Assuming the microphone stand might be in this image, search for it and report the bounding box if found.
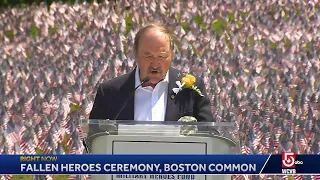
[83,76,150,154]
[113,76,150,120]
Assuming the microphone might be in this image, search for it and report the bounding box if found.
[113,76,150,120]
[83,76,150,154]
[134,76,150,91]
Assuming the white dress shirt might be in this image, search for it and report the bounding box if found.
[134,66,169,121]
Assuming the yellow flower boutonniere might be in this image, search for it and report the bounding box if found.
[172,74,204,97]
[70,103,81,113]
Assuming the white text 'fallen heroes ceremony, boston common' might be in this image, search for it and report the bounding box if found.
[20,163,257,173]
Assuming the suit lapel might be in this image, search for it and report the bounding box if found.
[117,68,136,120]
[165,68,181,121]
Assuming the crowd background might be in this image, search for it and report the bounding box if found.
[0,0,320,179]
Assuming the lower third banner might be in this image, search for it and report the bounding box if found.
[0,154,318,175]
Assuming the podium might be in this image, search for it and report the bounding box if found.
[81,119,239,180]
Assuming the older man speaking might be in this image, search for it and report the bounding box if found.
[89,23,213,122]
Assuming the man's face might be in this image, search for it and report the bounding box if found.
[136,29,172,85]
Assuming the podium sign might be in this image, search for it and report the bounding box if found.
[81,120,239,180]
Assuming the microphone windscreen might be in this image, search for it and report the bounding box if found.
[142,76,150,83]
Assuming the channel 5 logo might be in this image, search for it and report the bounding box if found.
[282,152,303,168]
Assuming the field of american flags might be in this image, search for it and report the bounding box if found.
[1,0,320,179]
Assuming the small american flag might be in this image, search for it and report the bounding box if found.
[0,175,13,180]
[7,132,20,145]
[39,141,52,154]
[84,101,94,116]
[241,145,251,154]
[68,175,77,180]
[264,132,271,149]
[18,126,27,137]
[73,91,82,104]
[311,175,320,180]
[20,141,36,154]
[67,92,73,100]
[77,126,86,140]
[70,146,77,154]
[232,175,247,180]
[24,99,33,115]
[294,175,303,180]
[46,175,54,180]
[41,102,51,115]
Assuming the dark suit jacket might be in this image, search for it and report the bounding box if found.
[89,67,213,121]
[87,67,214,139]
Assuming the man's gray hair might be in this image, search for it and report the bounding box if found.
[133,23,174,57]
